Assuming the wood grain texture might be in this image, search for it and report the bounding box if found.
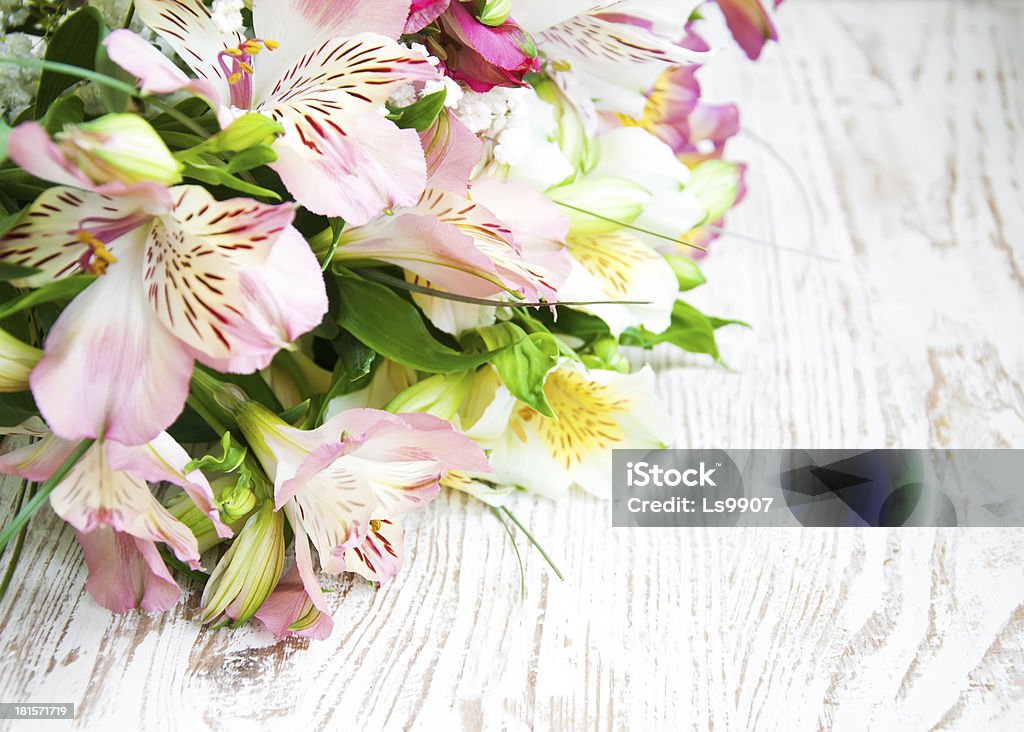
[2,1,1023,729]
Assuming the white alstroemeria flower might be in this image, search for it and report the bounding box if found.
[550,127,704,335]
[463,364,673,498]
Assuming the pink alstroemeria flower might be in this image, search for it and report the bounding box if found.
[237,404,490,639]
[618,66,739,163]
[105,0,439,225]
[0,125,327,445]
[716,0,783,61]
[405,0,450,32]
[0,433,231,612]
[437,3,540,92]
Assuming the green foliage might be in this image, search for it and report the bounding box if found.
[334,271,506,374]
[620,301,748,361]
[0,276,94,321]
[474,322,560,417]
[387,90,447,132]
[35,6,105,116]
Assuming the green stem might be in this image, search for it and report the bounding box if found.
[501,506,564,581]
[121,2,135,29]
[0,480,31,601]
[0,439,95,555]
[491,507,526,598]
[187,394,230,436]
[554,201,708,253]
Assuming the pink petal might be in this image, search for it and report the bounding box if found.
[7,122,92,188]
[716,0,778,60]
[446,3,538,72]
[107,433,232,539]
[51,442,200,564]
[270,110,429,225]
[343,517,404,584]
[76,528,181,613]
[196,226,327,374]
[30,241,196,445]
[254,0,414,88]
[0,433,76,483]
[145,186,295,367]
[420,109,483,194]
[405,0,450,32]
[104,28,224,106]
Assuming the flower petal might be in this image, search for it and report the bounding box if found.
[561,231,677,335]
[254,0,414,89]
[0,187,144,287]
[106,433,232,538]
[30,240,196,444]
[270,111,428,224]
[76,528,181,613]
[421,110,483,194]
[131,1,238,100]
[7,122,92,188]
[144,186,295,365]
[0,433,76,483]
[52,442,200,563]
[343,517,404,584]
[104,28,224,106]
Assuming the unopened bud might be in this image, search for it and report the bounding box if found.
[56,114,182,186]
[0,328,41,393]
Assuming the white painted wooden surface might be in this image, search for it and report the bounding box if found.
[2,1,1023,729]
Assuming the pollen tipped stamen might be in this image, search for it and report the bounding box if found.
[76,230,118,276]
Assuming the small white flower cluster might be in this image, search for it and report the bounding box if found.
[386,43,464,111]
[89,0,134,29]
[0,0,30,31]
[0,33,43,122]
[211,0,245,35]
[454,87,539,166]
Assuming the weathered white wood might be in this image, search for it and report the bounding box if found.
[1,1,1023,729]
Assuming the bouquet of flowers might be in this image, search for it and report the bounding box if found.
[0,0,781,639]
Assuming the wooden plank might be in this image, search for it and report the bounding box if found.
[1,1,1022,729]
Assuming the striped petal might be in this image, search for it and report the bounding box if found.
[561,230,677,335]
[343,517,404,584]
[253,0,413,90]
[104,29,224,107]
[143,186,295,364]
[132,0,239,102]
[269,111,429,224]
[50,441,201,564]
[0,187,146,287]
[30,240,196,445]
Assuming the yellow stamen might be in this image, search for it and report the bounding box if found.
[76,230,118,276]
[238,61,254,74]
[224,47,244,57]
[262,39,279,50]
[243,41,262,55]
[228,72,242,84]
[370,519,382,533]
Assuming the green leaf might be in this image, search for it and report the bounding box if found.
[40,95,85,135]
[0,392,38,428]
[620,301,720,359]
[225,145,278,174]
[320,218,345,272]
[707,316,752,330]
[0,120,10,163]
[0,263,41,281]
[334,271,505,373]
[181,160,281,199]
[387,90,447,132]
[475,323,559,417]
[529,306,611,341]
[665,255,706,292]
[35,7,105,117]
[0,276,94,321]
[94,39,133,114]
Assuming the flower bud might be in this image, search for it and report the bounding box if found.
[472,0,512,27]
[55,114,182,186]
[208,113,284,153]
[385,372,474,422]
[0,327,41,393]
[200,501,285,627]
[533,76,598,179]
[165,488,228,555]
[686,160,741,227]
[546,177,651,235]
